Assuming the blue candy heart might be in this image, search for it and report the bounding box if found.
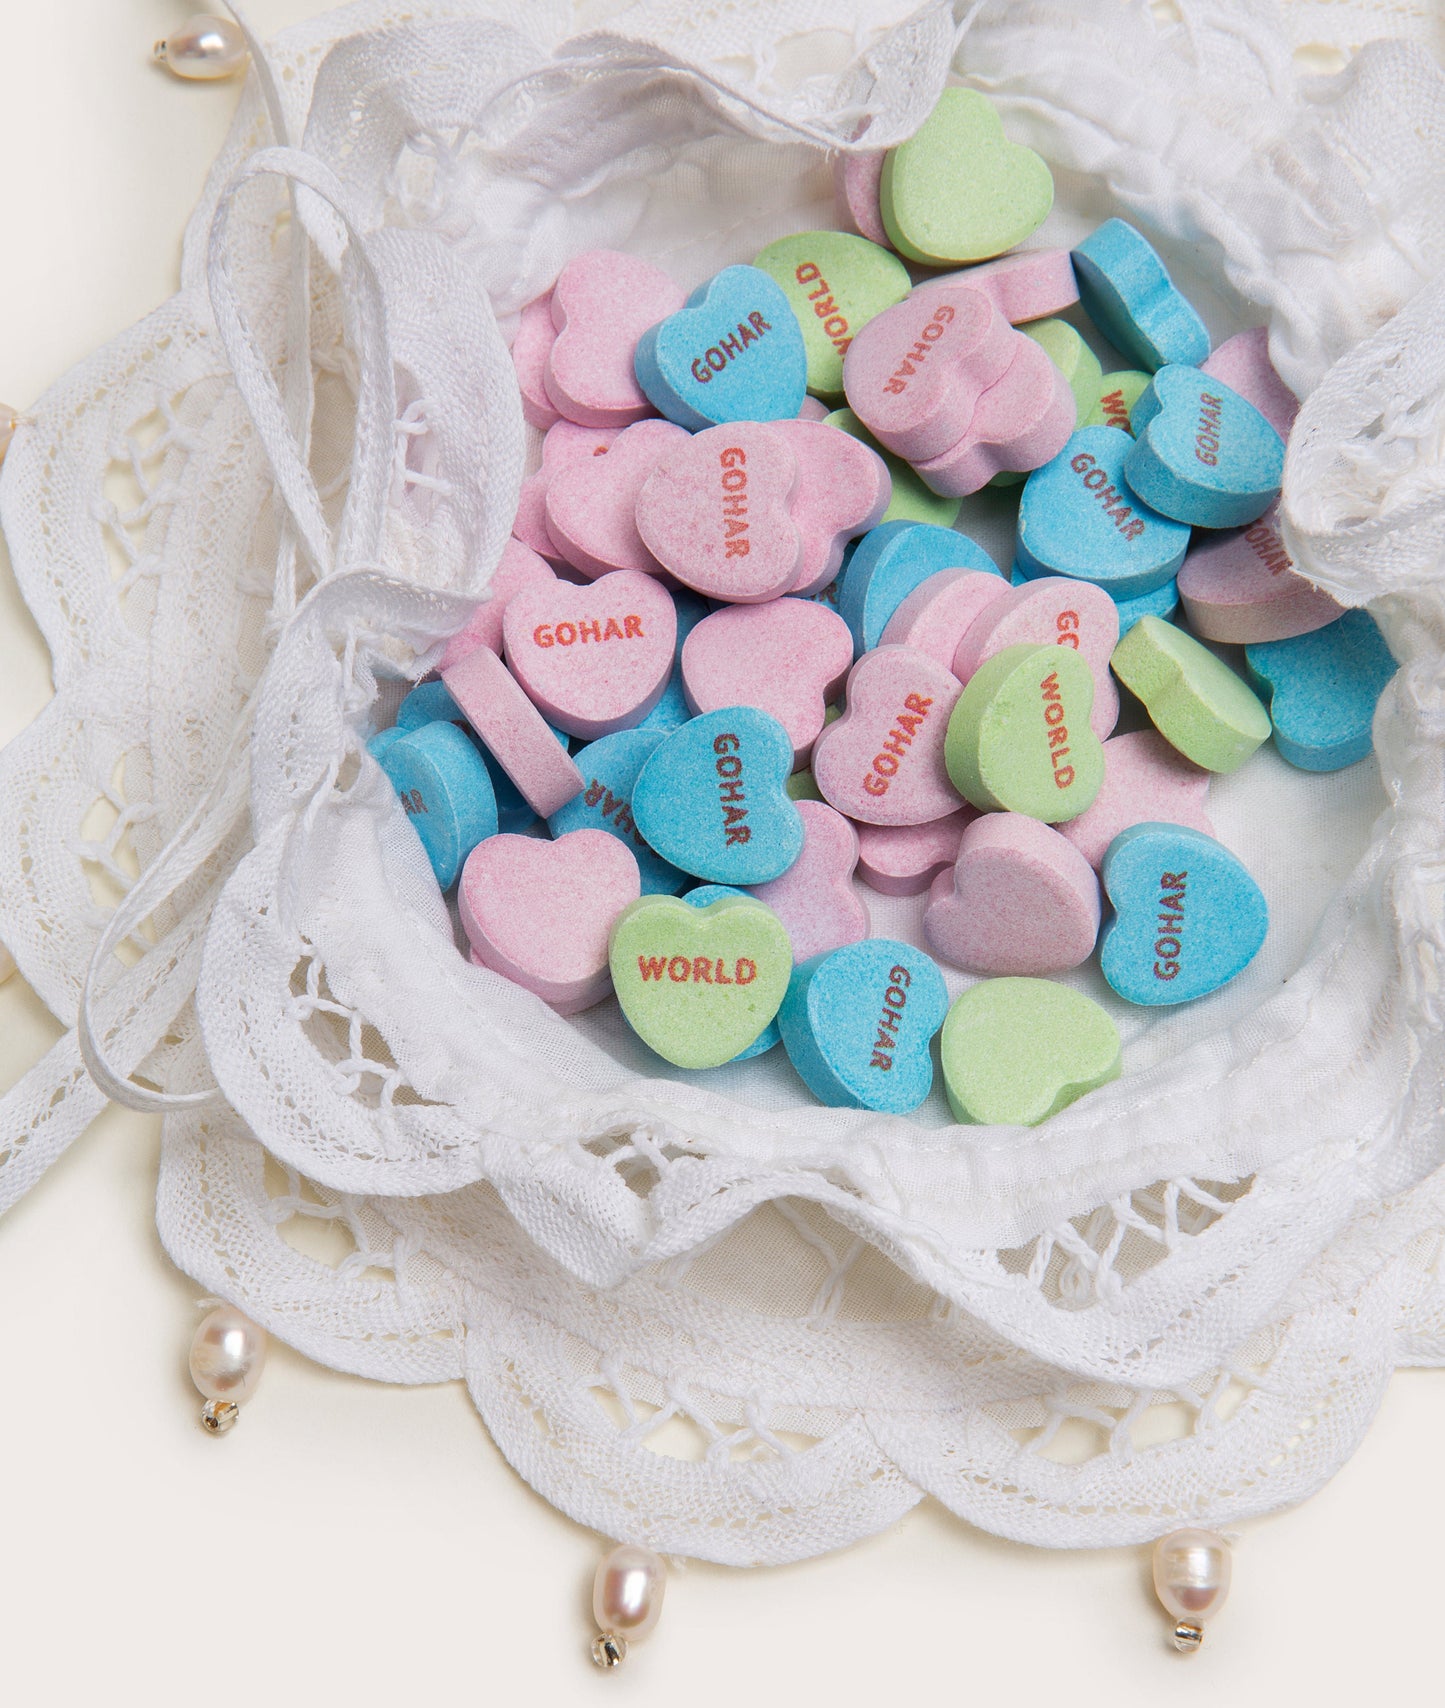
[1125,366,1284,529]
[547,729,689,895]
[1245,609,1396,772]
[1011,559,1178,634]
[634,265,808,430]
[778,939,949,1113]
[840,520,1000,654]
[683,884,780,1056]
[1070,220,1211,372]
[378,721,497,889]
[1016,427,1190,597]
[1099,822,1267,1006]
[632,706,804,884]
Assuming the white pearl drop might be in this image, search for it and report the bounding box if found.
[188,1306,267,1404]
[155,16,248,80]
[593,1545,666,1642]
[1152,1528,1232,1625]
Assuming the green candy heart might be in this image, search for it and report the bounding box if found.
[609,893,792,1069]
[753,231,911,399]
[990,319,1104,487]
[940,978,1122,1125]
[881,88,1054,265]
[945,643,1105,822]
[1083,369,1152,433]
[824,408,962,528]
[1111,615,1271,773]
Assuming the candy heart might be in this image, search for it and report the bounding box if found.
[634,264,807,430]
[1070,220,1210,372]
[855,807,975,896]
[632,706,804,884]
[951,574,1120,739]
[797,396,832,422]
[502,570,677,739]
[636,588,710,736]
[1082,369,1150,433]
[778,939,949,1113]
[944,642,1104,821]
[1111,615,1271,773]
[924,249,1080,325]
[438,538,559,670]
[813,645,964,826]
[1246,608,1397,771]
[842,283,1015,461]
[833,148,889,247]
[924,812,1100,975]
[546,729,688,895]
[544,418,690,579]
[880,88,1054,265]
[1018,555,1180,635]
[512,290,560,430]
[366,728,405,762]
[609,892,792,1068]
[681,598,853,767]
[839,520,1001,654]
[682,885,781,1056]
[1023,319,1103,429]
[544,250,685,428]
[753,230,911,398]
[879,567,1011,669]
[745,800,869,963]
[1126,366,1284,528]
[513,420,620,565]
[786,768,824,802]
[823,408,962,528]
[635,422,802,603]
[1016,427,1190,597]
[761,419,891,595]
[1178,503,1345,643]
[459,828,640,1015]
[396,679,465,732]
[378,721,498,889]
[1099,821,1267,1005]
[939,979,1121,1125]
[442,643,584,816]
[1201,327,1299,439]
[1056,730,1214,869]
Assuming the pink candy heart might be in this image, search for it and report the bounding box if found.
[913,334,1076,497]
[544,417,690,579]
[1056,730,1214,869]
[746,800,869,963]
[855,807,976,896]
[812,644,964,826]
[762,419,891,596]
[833,149,890,247]
[438,538,558,672]
[1201,327,1299,440]
[459,829,641,1014]
[545,250,685,428]
[879,567,1011,669]
[681,597,854,768]
[1178,503,1344,644]
[513,290,561,431]
[513,421,620,565]
[441,643,584,817]
[925,249,1080,326]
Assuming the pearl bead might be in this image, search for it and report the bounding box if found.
[593,1545,666,1644]
[153,16,248,80]
[188,1306,267,1404]
[1152,1528,1232,1626]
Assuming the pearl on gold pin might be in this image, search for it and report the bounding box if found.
[1152,1528,1232,1651]
[153,15,248,80]
[189,1305,267,1434]
[591,1545,667,1668]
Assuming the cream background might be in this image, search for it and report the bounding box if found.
[0,4,1441,1703]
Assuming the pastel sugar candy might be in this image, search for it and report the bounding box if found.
[797,396,831,422]
[880,88,1054,265]
[441,643,584,816]
[1126,366,1284,529]
[545,250,685,429]
[379,721,499,889]
[1070,220,1210,372]
[879,567,1011,670]
[939,979,1121,1126]
[1113,576,1180,635]
[631,706,804,885]
[396,679,464,731]
[1099,822,1268,1006]
[1111,615,1271,773]
[812,645,965,826]
[842,282,1014,462]
[839,520,1000,654]
[762,419,891,595]
[681,597,853,768]
[460,828,640,1015]
[1178,503,1345,644]
[745,800,869,963]
[634,264,807,430]
[952,574,1120,741]
[636,587,710,736]
[833,149,889,247]
[513,421,620,564]
[823,408,962,529]
[1057,730,1214,869]
[778,939,949,1114]
[502,569,676,740]
[1083,370,1151,433]
[753,231,911,399]
[513,290,560,431]
[944,642,1104,822]
[366,727,406,762]
[1015,427,1190,597]
[786,768,824,802]
[682,885,781,1057]
[544,417,689,579]
[438,537,559,670]
[635,422,801,603]
[546,729,687,896]
[1202,327,1300,440]
[855,808,975,897]
[1246,608,1397,772]
[924,812,1100,976]
[609,892,792,1069]
[1023,319,1103,427]
[926,249,1080,325]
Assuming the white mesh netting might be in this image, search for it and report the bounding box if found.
[1,0,1444,1562]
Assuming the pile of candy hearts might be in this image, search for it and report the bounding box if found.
[368,85,1398,1129]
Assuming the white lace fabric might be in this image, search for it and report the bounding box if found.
[2,0,1445,1563]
